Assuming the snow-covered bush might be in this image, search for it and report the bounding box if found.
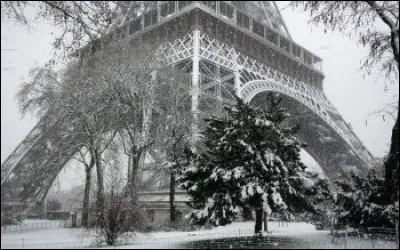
[334,170,399,229]
[95,190,152,245]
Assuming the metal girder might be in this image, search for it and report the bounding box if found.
[157,31,375,168]
[242,80,374,167]
[1,125,43,186]
[157,33,194,65]
[1,29,376,208]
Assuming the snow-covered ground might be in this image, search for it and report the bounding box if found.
[1,221,397,249]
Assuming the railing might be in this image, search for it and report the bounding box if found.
[196,1,323,71]
[79,1,323,73]
[1,241,93,249]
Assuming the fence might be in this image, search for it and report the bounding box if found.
[1,220,72,234]
[0,241,94,249]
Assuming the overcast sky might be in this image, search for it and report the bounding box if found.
[1,2,398,169]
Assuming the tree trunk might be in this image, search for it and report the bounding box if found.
[129,145,141,206]
[255,204,263,234]
[384,110,399,203]
[242,206,253,221]
[94,148,106,225]
[263,210,268,232]
[170,128,177,223]
[82,168,91,227]
[126,154,132,196]
[382,2,399,205]
[82,155,94,228]
[170,170,176,222]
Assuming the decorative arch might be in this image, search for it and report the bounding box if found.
[239,79,373,170]
[240,80,332,128]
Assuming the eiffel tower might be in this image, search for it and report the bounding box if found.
[1,1,375,213]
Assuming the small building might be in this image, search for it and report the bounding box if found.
[138,189,191,228]
[47,210,71,220]
[70,207,83,227]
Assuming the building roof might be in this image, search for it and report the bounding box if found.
[138,189,190,203]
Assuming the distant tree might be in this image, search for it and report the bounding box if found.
[180,95,329,234]
[292,0,399,205]
[47,199,62,211]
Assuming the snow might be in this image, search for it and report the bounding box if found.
[302,177,315,189]
[209,171,217,180]
[185,166,198,174]
[247,145,254,154]
[264,120,272,127]
[247,185,255,197]
[300,149,324,176]
[233,167,243,179]
[240,186,248,201]
[271,192,287,209]
[264,151,274,165]
[222,171,232,181]
[1,228,95,249]
[3,222,316,248]
[2,221,397,249]
[238,139,247,147]
[197,209,208,218]
[1,220,70,234]
[256,186,264,194]
[207,198,215,209]
[188,184,198,192]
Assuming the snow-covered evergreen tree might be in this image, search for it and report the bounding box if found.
[334,170,399,229]
[180,94,330,233]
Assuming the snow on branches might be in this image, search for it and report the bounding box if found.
[179,94,329,229]
[334,170,399,228]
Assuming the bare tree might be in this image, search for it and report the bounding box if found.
[83,39,191,208]
[95,133,155,246]
[90,42,158,205]
[96,145,131,246]
[154,69,192,222]
[17,59,118,225]
[292,1,399,203]
[1,1,153,58]
[16,32,194,229]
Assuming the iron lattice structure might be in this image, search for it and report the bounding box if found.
[1,1,375,210]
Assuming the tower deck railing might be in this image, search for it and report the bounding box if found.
[78,1,323,73]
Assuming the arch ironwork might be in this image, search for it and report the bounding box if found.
[1,3,376,212]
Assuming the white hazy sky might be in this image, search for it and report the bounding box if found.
[1,1,398,172]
